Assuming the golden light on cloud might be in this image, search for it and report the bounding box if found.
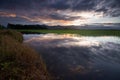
[0,12,16,17]
[21,15,73,26]
[53,10,105,25]
[72,19,86,26]
[42,19,73,26]
[0,10,111,26]
[20,10,106,26]
[67,11,105,25]
[0,0,120,26]
[72,11,104,19]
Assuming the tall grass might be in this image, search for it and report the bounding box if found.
[0,30,51,80]
[0,30,23,42]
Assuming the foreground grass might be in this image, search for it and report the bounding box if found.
[0,30,51,80]
[18,29,120,36]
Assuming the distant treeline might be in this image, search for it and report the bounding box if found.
[7,23,48,29]
[7,23,70,30]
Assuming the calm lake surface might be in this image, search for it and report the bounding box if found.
[23,34,120,80]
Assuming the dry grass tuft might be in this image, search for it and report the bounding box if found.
[0,30,51,80]
[0,29,23,42]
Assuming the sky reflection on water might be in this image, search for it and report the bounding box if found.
[24,34,120,80]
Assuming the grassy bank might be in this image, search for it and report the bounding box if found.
[18,29,120,36]
[0,30,51,80]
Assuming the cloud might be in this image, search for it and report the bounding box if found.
[49,13,81,21]
[0,0,120,25]
[0,12,16,17]
[94,0,120,17]
[0,0,120,17]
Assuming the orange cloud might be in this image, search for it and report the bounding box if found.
[20,15,73,26]
[0,12,16,17]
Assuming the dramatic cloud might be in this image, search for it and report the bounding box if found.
[0,0,120,26]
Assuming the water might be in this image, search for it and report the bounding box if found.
[23,34,120,80]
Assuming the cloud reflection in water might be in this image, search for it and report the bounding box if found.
[24,34,120,80]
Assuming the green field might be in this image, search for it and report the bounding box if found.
[17,29,120,36]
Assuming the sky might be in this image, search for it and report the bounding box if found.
[0,0,120,26]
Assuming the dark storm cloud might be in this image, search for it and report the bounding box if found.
[0,0,120,17]
[0,0,120,16]
[94,0,120,17]
[0,0,120,25]
[0,0,32,10]
[49,13,82,21]
[48,0,70,10]
[72,0,96,11]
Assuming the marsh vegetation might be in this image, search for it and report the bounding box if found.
[0,30,51,80]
